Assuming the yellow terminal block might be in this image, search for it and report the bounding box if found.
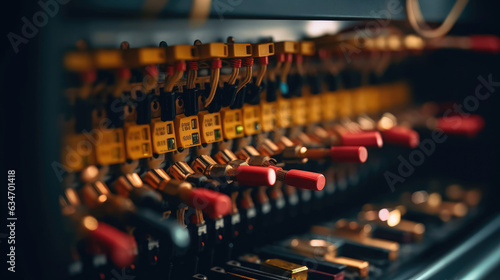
[308,95,323,124]
[261,259,308,280]
[174,114,201,148]
[365,86,381,115]
[321,93,337,121]
[197,43,228,59]
[93,49,126,69]
[64,51,93,72]
[220,108,244,140]
[124,124,152,160]
[165,45,199,63]
[274,41,299,54]
[260,101,277,132]
[150,119,177,154]
[291,97,307,126]
[198,112,223,144]
[252,42,275,57]
[226,43,252,58]
[94,128,126,165]
[299,41,316,56]
[124,47,167,67]
[242,104,262,136]
[352,88,368,116]
[61,134,94,171]
[276,98,292,128]
[336,90,353,118]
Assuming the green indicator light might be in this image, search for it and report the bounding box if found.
[167,138,175,150]
[236,125,244,134]
[214,129,221,140]
[192,133,199,144]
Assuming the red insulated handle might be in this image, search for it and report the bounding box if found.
[437,115,485,137]
[235,165,276,186]
[330,146,368,163]
[381,127,420,148]
[284,170,325,191]
[341,131,383,148]
[470,35,500,53]
[188,188,232,219]
[87,222,137,267]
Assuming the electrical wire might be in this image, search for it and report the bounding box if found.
[228,59,241,85]
[164,71,182,92]
[406,0,469,39]
[280,60,291,83]
[205,68,219,107]
[255,64,267,86]
[186,61,198,89]
[236,57,253,94]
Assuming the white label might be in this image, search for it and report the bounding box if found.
[198,224,208,236]
[93,254,107,267]
[302,190,312,201]
[231,213,241,225]
[247,208,256,219]
[215,218,224,230]
[288,194,299,205]
[261,202,271,214]
[276,197,286,209]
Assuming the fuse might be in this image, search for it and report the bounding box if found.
[256,246,346,279]
[60,189,137,267]
[192,154,276,187]
[78,180,190,252]
[287,238,369,278]
[280,144,368,164]
[168,161,221,190]
[143,169,231,219]
[359,205,425,242]
[113,173,165,212]
[312,223,399,261]
[238,146,325,191]
[261,259,308,280]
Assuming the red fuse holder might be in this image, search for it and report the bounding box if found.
[436,115,485,137]
[87,222,137,268]
[233,165,276,187]
[184,188,232,219]
[285,145,368,163]
[144,169,232,219]
[381,126,420,148]
[237,146,326,191]
[205,152,277,186]
[280,169,325,191]
[341,131,383,148]
[329,146,368,163]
